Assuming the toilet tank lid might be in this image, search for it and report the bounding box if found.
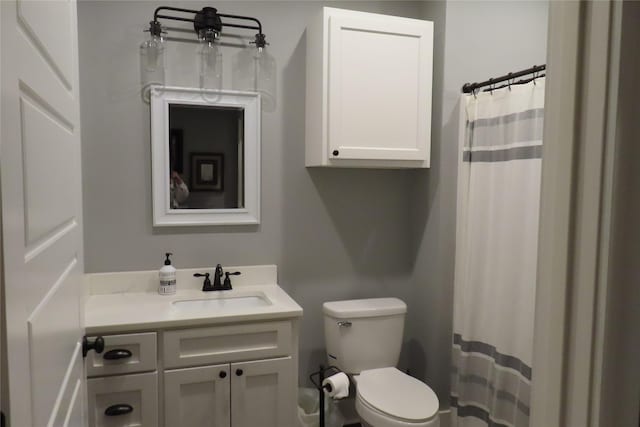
[323,298,407,318]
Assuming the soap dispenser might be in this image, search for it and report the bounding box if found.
[159,252,177,295]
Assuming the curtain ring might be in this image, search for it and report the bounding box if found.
[507,73,513,91]
[488,78,494,95]
[473,88,477,99]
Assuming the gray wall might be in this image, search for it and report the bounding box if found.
[78,0,425,385]
[78,0,548,407]
[406,0,548,404]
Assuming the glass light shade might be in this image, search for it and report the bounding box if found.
[199,40,223,93]
[232,46,277,112]
[140,33,165,101]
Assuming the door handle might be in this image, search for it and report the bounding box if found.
[103,349,133,360]
[82,336,105,358]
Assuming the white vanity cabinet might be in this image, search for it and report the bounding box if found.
[86,320,298,427]
[306,7,434,168]
[162,321,296,427]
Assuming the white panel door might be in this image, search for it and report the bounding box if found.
[0,0,85,426]
[327,12,433,161]
[164,365,231,427]
[230,357,295,427]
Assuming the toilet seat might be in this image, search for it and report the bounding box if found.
[355,367,439,426]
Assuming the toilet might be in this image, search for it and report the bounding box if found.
[323,298,440,427]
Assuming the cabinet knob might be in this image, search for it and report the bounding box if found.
[236,369,244,376]
[332,150,339,156]
[219,371,227,379]
[82,336,105,358]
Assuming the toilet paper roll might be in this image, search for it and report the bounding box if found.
[322,372,350,399]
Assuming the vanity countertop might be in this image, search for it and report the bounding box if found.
[84,265,303,334]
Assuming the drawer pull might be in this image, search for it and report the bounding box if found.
[236,369,244,376]
[104,404,133,416]
[219,371,227,379]
[103,349,133,360]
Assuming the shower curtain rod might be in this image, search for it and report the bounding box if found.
[462,64,546,94]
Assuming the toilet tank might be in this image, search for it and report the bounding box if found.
[323,298,407,374]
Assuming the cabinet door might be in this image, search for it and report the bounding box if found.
[231,357,295,427]
[164,364,231,427]
[87,372,158,427]
[327,11,433,162]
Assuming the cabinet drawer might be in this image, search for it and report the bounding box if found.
[163,321,292,369]
[87,372,158,427]
[87,332,157,377]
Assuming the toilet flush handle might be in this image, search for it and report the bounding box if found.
[337,321,352,328]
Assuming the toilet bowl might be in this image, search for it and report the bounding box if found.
[354,367,439,427]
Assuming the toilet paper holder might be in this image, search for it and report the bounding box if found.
[309,365,342,427]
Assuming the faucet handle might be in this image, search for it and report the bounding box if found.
[222,271,241,290]
[194,272,213,291]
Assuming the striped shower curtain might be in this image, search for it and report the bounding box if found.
[451,78,545,427]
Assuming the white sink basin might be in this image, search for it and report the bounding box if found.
[172,294,271,312]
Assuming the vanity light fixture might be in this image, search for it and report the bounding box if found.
[140,6,276,110]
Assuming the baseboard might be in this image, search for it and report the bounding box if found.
[439,409,452,427]
[341,408,451,427]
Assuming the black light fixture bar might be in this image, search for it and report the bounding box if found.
[221,23,261,31]
[149,5,266,46]
[217,13,262,33]
[154,6,200,20]
[155,15,195,24]
[462,64,546,94]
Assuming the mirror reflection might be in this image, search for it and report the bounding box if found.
[168,104,244,209]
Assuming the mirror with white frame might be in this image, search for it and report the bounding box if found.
[150,86,260,226]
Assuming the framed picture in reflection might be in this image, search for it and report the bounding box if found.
[169,129,184,173]
[190,153,224,191]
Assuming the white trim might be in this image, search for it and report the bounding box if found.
[150,86,261,226]
[532,2,625,426]
[531,2,581,424]
[438,409,452,427]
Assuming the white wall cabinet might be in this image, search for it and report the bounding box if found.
[306,7,434,168]
[87,319,298,427]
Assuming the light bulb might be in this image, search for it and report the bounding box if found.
[232,34,277,112]
[255,46,277,112]
[198,29,222,96]
[199,41,223,91]
[140,21,165,101]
